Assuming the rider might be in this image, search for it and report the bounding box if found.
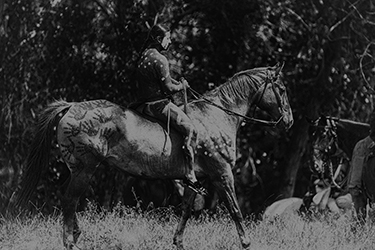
[346,112,375,217]
[135,23,204,195]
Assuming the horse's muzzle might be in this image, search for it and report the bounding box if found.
[278,112,294,131]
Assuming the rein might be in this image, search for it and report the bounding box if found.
[188,87,283,127]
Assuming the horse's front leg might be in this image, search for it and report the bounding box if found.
[173,186,197,250]
[213,171,250,250]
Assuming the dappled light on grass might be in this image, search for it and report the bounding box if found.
[77,203,179,250]
[252,211,375,250]
[2,203,375,250]
[0,214,64,250]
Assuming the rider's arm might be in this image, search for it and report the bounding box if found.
[156,54,187,94]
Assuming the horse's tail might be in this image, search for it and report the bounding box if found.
[13,100,73,211]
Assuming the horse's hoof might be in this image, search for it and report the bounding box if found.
[242,243,251,250]
[71,245,81,250]
[64,235,81,250]
[173,238,185,250]
[64,243,81,250]
[73,229,81,243]
[241,236,251,249]
[63,243,78,250]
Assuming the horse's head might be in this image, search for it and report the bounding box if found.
[203,63,293,130]
[310,116,338,176]
[254,63,293,130]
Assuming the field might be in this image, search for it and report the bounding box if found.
[1,203,375,250]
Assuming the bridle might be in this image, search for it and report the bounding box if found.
[187,71,285,127]
[312,118,347,190]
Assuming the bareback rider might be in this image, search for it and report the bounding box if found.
[134,23,204,195]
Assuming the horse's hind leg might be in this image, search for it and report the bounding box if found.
[62,200,80,247]
[61,166,96,249]
[213,171,250,249]
[173,187,197,250]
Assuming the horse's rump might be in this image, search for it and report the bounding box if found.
[263,198,303,220]
[57,99,188,179]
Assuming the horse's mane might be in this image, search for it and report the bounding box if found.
[204,67,272,108]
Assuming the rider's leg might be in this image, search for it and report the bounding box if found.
[349,187,367,222]
[347,155,366,222]
[145,100,205,194]
[164,104,206,194]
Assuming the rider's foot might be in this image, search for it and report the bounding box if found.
[184,178,207,196]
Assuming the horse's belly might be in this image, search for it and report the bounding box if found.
[106,113,188,178]
[107,147,187,179]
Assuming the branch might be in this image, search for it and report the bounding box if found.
[359,41,375,95]
[349,0,375,26]
[329,0,367,34]
[286,8,311,31]
[93,0,115,19]
[170,5,200,31]
[0,0,4,25]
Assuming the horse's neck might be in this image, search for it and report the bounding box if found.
[191,76,260,128]
[195,95,249,129]
[222,78,261,121]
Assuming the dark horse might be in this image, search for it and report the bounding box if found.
[311,115,369,214]
[15,64,293,249]
[312,116,369,177]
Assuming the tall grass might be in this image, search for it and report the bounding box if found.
[2,203,375,250]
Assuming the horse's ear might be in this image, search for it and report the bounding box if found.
[274,62,285,76]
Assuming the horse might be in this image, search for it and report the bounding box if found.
[14,63,293,250]
[310,115,369,216]
[264,116,369,220]
[262,183,352,220]
[312,115,369,161]
[262,197,303,220]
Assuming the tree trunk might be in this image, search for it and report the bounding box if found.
[279,118,309,197]
[279,39,341,198]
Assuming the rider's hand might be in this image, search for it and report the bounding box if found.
[180,77,190,88]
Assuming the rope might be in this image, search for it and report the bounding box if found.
[183,80,188,113]
[167,103,171,136]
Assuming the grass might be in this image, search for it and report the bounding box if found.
[2,203,375,250]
